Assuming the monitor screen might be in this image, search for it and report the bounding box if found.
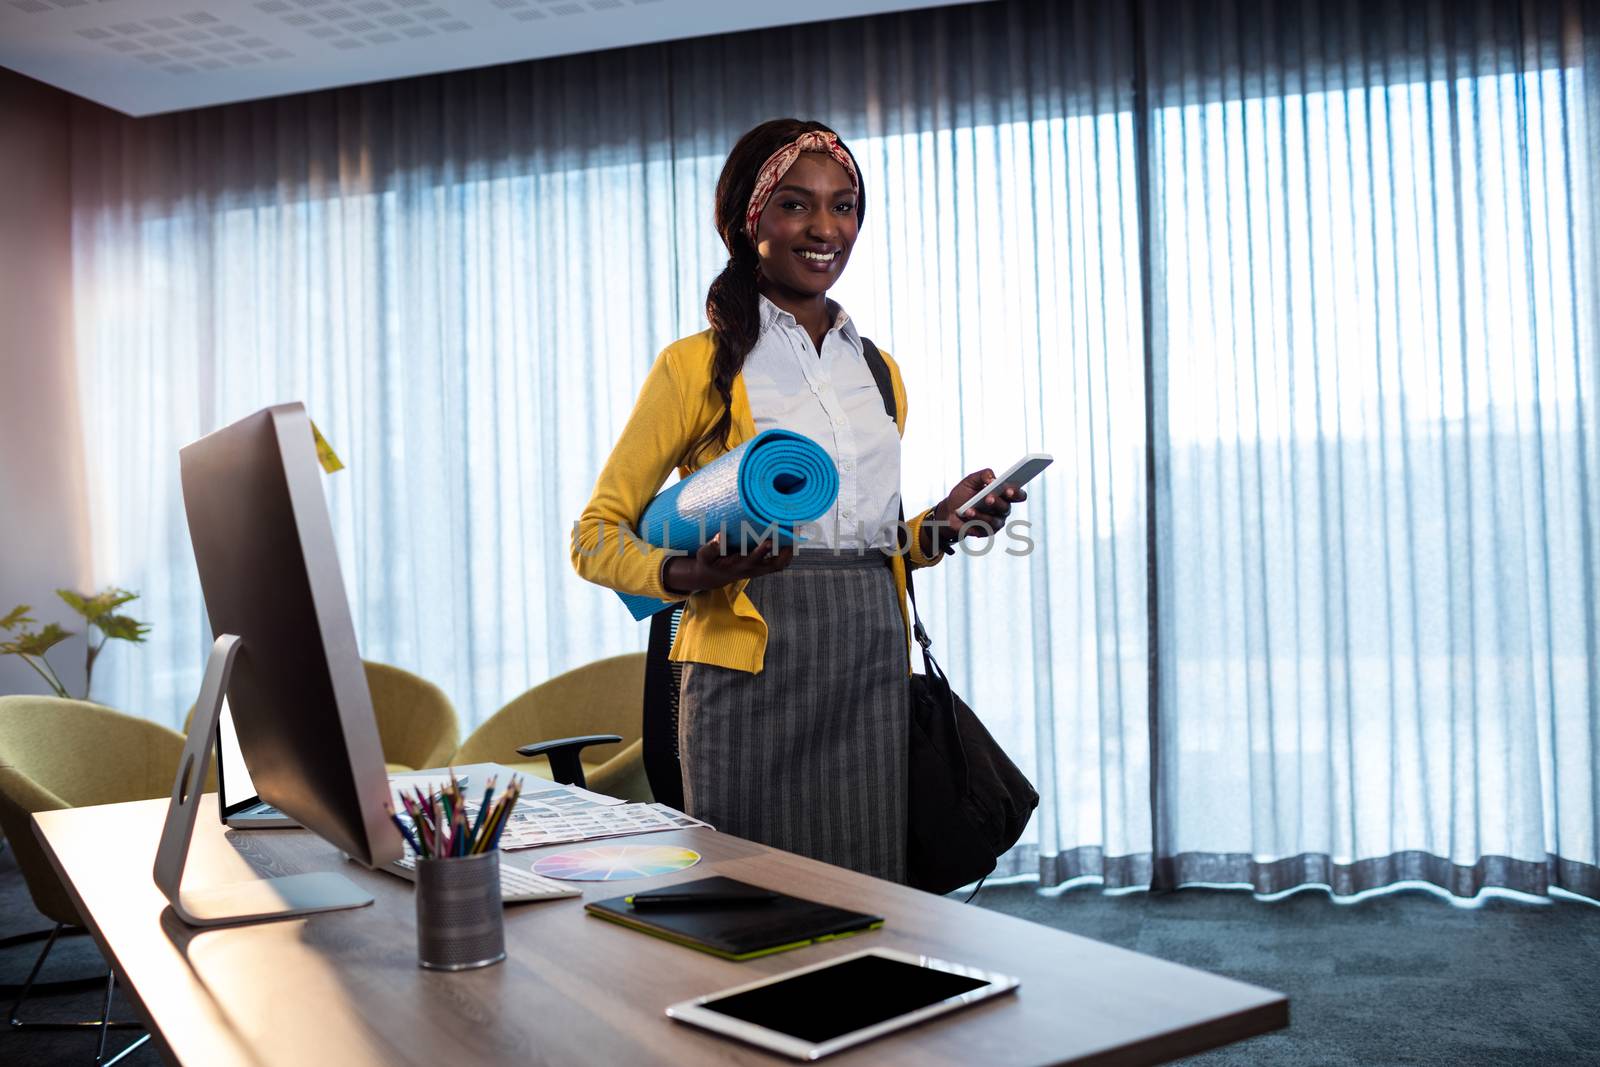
[217,698,256,811]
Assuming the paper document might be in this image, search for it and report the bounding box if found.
[495,802,711,850]
[388,770,476,808]
[545,781,627,807]
[387,766,625,813]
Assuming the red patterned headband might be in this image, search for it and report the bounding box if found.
[743,130,860,243]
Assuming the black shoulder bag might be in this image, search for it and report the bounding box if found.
[861,339,1041,896]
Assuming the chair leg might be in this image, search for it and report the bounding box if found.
[8,921,67,1027]
[8,922,148,1049]
[100,1032,152,1067]
[95,966,117,1062]
[95,969,151,1066]
[0,926,106,997]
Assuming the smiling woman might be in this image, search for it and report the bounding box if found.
[569,118,1025,882]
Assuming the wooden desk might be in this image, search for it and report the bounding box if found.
[34,796,1286,1066]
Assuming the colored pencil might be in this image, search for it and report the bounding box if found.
[468,775,495,848]
[486,777,522,852]
[399,792,429,857]
[385,804,422,855]
[471,796,502,855]
[474,786,514,854]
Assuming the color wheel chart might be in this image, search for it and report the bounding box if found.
[532,844,702,881]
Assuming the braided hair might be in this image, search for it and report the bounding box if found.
[689,118,866,465]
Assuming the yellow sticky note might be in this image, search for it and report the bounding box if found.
[309,420,345,473]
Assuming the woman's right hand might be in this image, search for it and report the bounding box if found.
[662,533,795,595]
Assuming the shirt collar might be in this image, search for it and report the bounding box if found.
[757,293,860,347]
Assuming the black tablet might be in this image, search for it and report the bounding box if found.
[666,948,1019,1060]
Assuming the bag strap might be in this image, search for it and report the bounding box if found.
[861,335,897,424]
[863,338,972,804]
[860,337,935,663]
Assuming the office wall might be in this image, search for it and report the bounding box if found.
[0,67,92,699]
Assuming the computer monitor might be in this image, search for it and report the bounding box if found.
[152,402,400,926]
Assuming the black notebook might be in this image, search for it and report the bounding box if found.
[584,876,884,961]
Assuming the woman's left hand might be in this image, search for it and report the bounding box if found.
[929,469,1026,547]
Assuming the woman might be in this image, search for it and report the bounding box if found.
[572,118,1019,883]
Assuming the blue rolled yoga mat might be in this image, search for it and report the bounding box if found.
[616,429,839,620]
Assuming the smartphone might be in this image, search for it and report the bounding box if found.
[955,453,1053,516]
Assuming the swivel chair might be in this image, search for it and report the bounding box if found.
[641,605,687,810]
[454,653,651,801]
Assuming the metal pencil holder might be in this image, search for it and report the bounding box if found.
[414,850,506,971]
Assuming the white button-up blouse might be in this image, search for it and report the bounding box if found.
[741,294,902,550]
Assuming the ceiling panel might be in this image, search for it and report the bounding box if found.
[0,0,987,116]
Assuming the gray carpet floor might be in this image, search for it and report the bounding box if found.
[4,842,1596,1066]
[975,879,1600,1066]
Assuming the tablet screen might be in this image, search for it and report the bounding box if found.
[699,953,992,1043]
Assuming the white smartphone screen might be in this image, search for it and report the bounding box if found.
[956,452,1053,515]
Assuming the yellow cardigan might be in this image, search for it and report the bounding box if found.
[571,328,945,674]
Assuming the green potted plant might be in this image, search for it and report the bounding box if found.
[1,587,150,701]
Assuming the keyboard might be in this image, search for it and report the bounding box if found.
[224,801,299,828]
[385,853,581,904]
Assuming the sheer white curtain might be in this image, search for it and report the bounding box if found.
[67,1,1145,883]
[69,86,688,726]
[1146,0,1600,898]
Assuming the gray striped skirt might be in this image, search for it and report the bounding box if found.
[678,550,909,883]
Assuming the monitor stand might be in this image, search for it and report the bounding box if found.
[152,634,374,927]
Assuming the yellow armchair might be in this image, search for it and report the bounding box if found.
[182,659,460,775]
[453,653,650,802]
[0,696,183,1059]
[0,696,191,927]
[361,661,460,773]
